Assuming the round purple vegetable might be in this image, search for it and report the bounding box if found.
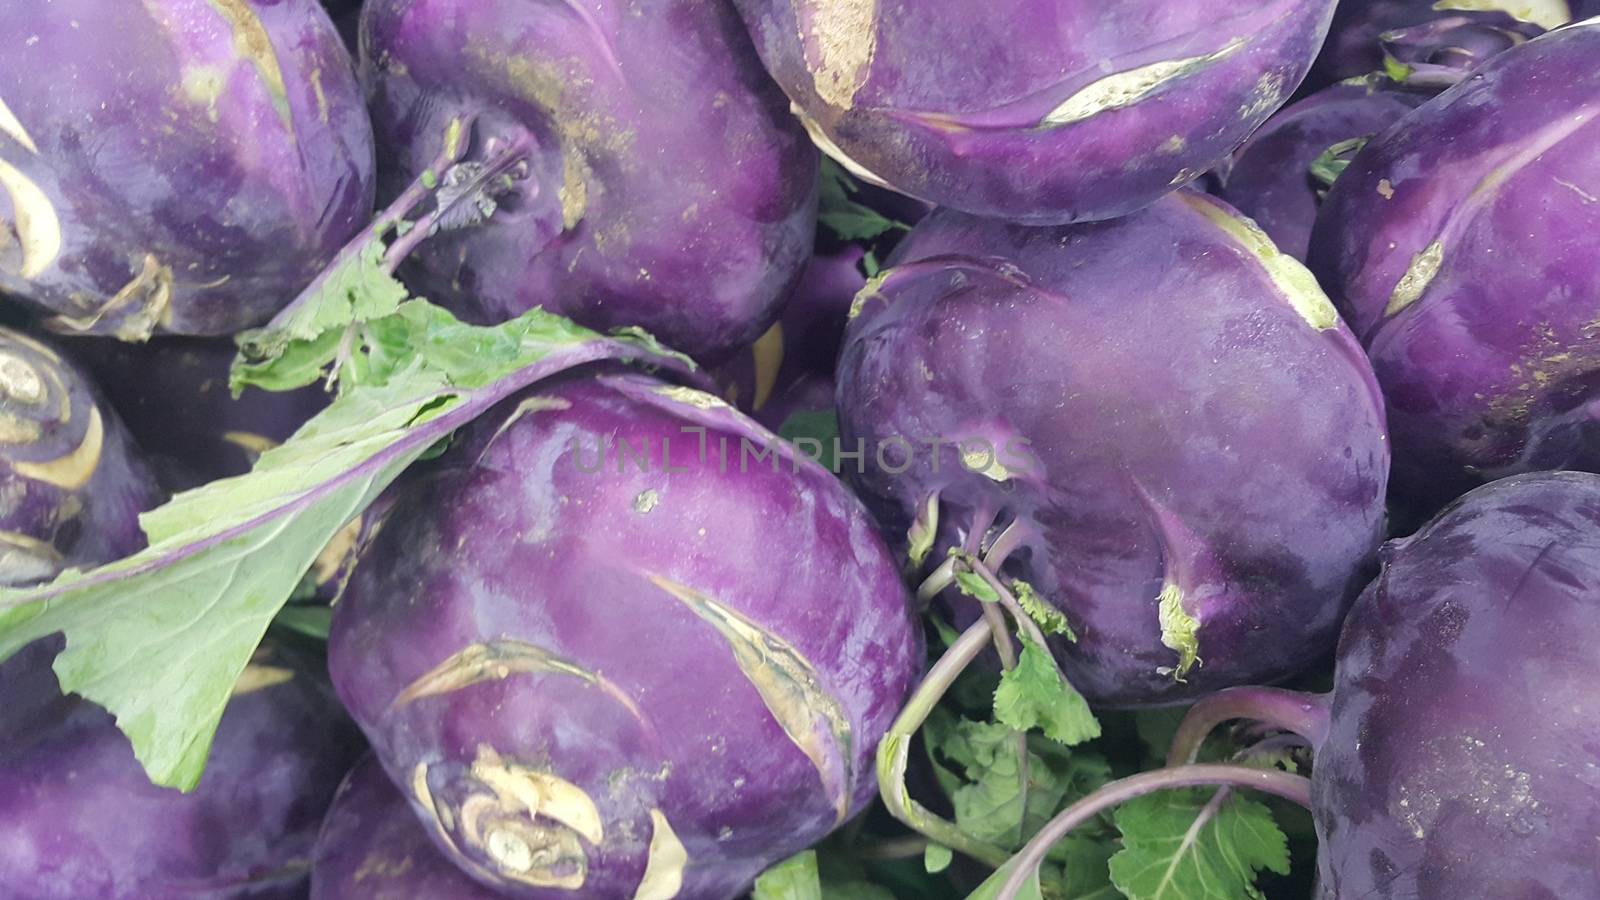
[69,337,327,492]
[1311,0,1567,87]
[0,0,375,338]
[837,192,1389,706]
[1308,471,1600,896]
[359,0,819,363]
[312,756,506,900]
[329,372,922,898]
[1214,77,1425,261]
[986,471,1600,898]
[0,647,365,899]
[1308,21,1600,505]
[0,327,161,586]
[734,0,1336,225]
[716,246,864,422]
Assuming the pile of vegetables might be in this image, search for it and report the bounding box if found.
[1,1,1598,897]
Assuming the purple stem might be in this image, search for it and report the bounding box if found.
[263,115,478,332]
[982,518,1031,572]
[969,555,1050,654]
[1166,687,1333,767]
[876,618,1012,868]
[957,502,1029,838]
[994,765,1313,900]
[380,134,537,276]
[916,558,956,604]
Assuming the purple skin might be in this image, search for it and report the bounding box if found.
[715,246,864,421]
[329,372,922,898]
[1214,78,1425,261]
[312,756,508,900]
[837,193,1389,706]
[0,647,366,899]
[1308,22,1600,507]
[1311,471,1600,897]
[0,0,375,338]
[1310,0,1564,87]
[734,0,1336,225]
[0,328,162,586]
[67,337,327,492]
[360,0,819,364]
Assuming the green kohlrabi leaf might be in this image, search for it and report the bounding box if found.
[1108,788,1291,900]
[753,851,823,900]
[1310,137,1371,192]
[271,605,333,641]
[819,159,911,242]
[963,856,1045,900]
[955,570,999,603]
[926,713,1113,851]
[753,849,896,900]
[924,842,954,874]
[232,237,411,394]
[0,304,691,790]
[777,409,841,473]
[1010,579,1076,641]
[994,638,1100,746]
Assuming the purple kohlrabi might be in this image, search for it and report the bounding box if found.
[0,646,365,899]
[312,756,506,900]
[68,337,327,492]
[1309,20,1600,507]
[328,371,922,898]
[837,192,1390,706]
[1214,76,1425,261]
[735,0,1336,224]
[716,246,864,425]
[0,327,161,586]
[0,0,375,337]
[1311,471,1600,897]
[359,0,820,363]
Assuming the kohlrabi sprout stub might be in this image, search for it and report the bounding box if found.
[734,0,1337,224]
[328,373,922,897]
[0,0,375,338]
[312,756,509,900]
